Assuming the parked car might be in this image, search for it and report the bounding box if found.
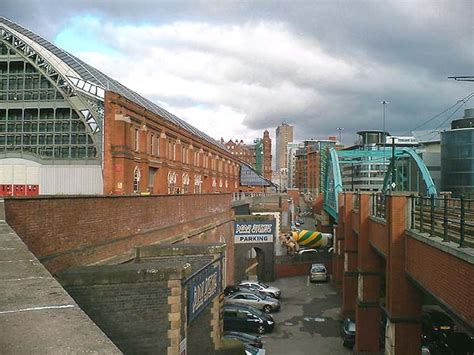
[310,263,328,282]
[223,331,264,349]
[341,318,355,348]
[239,281,281,299]
[297,218,304,224]
[295,221,301,226]
[245,343,266,355]
[223,304,275,334]
[226,291,280,313]
[298,248,319,255]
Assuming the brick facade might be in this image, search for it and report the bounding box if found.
[4,194,235,279]
[104,91,241,195]
[335,192,474,354]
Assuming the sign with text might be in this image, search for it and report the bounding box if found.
[187,260,222,323]
[234,220,275,244]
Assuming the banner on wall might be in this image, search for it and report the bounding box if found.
[234,220,275,244]
[187,259,222,323]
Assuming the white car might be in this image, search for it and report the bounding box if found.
[239,281,281,299]
[297,248,319,255]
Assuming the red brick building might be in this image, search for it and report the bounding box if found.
[222,130,272,180]
[0,18,243,196]
[104,92,240,195]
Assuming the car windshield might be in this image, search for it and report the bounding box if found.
[346,322,356,332]
[312,266,326,272]
[258,282,269,288]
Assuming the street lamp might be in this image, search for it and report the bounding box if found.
[382,100,388,171]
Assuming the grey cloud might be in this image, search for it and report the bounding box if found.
[2,0,472,143]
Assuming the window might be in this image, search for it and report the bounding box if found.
[134,128,139,152]
[150,134,154,155]
[194,174,202,194]
[182,173,190,193]
[167,171,177,194]
[133,167,141,193]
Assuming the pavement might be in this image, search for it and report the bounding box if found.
[262,276,351,355]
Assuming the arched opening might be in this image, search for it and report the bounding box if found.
[133,166,141,193]
[245,247,266,281]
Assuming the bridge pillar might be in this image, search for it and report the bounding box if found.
[385,194,422,355]
[333,193,345,288]
[342,192,357,318]
[355,193,383,353]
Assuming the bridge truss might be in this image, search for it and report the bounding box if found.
[323,147,437,221]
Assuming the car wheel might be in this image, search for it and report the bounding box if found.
[257,325,266,334]
[263,305,272,313]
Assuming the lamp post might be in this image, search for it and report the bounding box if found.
[382,100,388,171]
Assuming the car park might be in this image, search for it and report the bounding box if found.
[310,263,328,282]
[223,304,275,334]
[341,318,355,348]
[226,291,280,313]
[223,331,264,349]
[239,281,281,299]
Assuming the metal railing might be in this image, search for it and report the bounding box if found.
[409,194,474,248]
[370,193,386,219]
[353,194,360,210]
[231,192,276,201]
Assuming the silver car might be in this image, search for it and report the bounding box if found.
[310,263,328,282]
[239,281,281,299]
[225,291,280,313]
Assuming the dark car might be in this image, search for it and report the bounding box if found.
[341,318,355,348]
[223,331,264,349]
[223,304,275,334]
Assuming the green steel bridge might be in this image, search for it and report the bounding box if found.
[323,147,437,222]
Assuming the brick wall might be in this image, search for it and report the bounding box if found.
[275,254,333,278]
[58,264,180,354]
[406,234,474,326]
[4,194,234,274]
[368,217,388,256]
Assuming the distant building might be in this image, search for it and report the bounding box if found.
[294,139,337,195]
[341,130,418,192]
[441,108,474,198]
[275,123,293,172]
[287,142,302,188]
[222,130,272,180]
[413,129,442,192]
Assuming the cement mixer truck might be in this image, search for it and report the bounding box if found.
[291,230,333,249]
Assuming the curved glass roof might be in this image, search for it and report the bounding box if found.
[0,17,228,151]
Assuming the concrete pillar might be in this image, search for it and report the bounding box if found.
[355,193,383,353]
[333,193,345,288]
[342,192,357,318]
[385,194,422,355]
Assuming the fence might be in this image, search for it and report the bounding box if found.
[368,193,474,248]
[409,194,474,248]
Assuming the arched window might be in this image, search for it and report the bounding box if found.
[194,174,202,194]
[167,171,177,194]
[182,173,190,194]
[133,166,141,193]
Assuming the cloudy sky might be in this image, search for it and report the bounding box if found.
[2,0,473,146]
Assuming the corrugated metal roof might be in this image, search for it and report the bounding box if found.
[0,16,228,152]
